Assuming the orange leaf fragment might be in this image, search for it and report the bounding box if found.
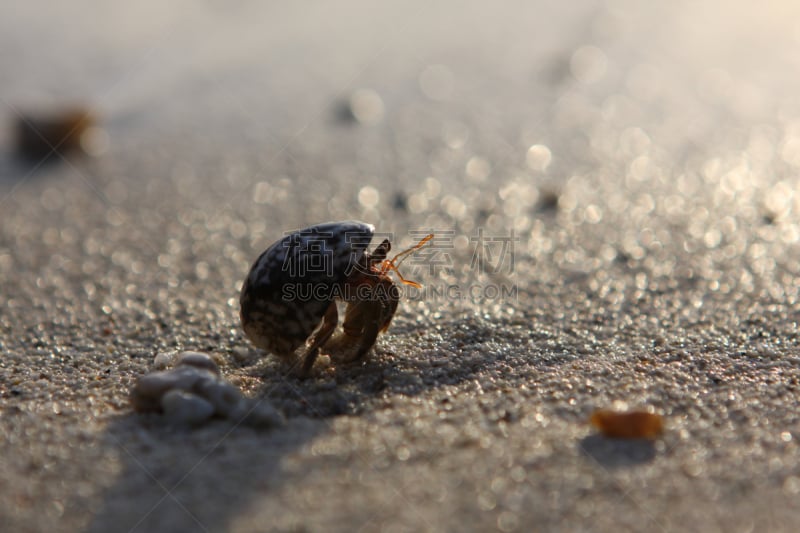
[590,409,664,439]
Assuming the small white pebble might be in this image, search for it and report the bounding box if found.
[317,354,331,367]
[161,390,215,425]
[176,351,219,374]
[130,366,217,412]
[198,379,245,417]
[231,346,254,363]
[153,351,177,369]
[348,89,384,124]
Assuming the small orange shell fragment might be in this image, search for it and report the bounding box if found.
[590,409,664,439]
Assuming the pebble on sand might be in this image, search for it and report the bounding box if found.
[161,389,215,425]
[130,351,284,428]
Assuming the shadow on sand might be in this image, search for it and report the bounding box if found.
[578,434,658,468]
[85,314,510,532]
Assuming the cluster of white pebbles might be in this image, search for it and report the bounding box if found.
[130,351,283,428]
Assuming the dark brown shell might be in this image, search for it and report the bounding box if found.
[240,221,375,357]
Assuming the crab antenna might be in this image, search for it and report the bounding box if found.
[381,233,433,287]
[390,233,433,270]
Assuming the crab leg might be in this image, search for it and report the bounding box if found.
[300,301,338,376]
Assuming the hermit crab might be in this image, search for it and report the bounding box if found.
[240,221,431,375]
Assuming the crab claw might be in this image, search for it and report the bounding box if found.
[333,278,400,362]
